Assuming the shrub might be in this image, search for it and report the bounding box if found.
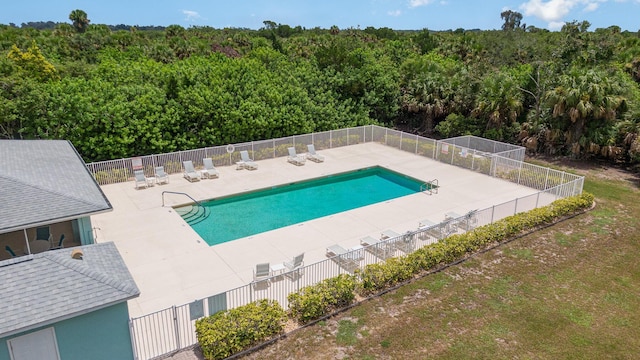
[93,167,129,185]
[356,192,593,295]
[196,299,286,360]
[288,274,356,323]
[357,256,417,295]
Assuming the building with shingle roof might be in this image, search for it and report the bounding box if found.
[0,139,112,233]
[0,140,138,360]
[0,242,139,337]
[0,140,112,259]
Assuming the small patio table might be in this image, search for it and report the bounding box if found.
[24,239,51,254]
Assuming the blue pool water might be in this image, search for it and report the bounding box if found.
[181,167,424,245]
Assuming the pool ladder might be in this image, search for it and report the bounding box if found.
[162,191,209,225]
[421,179,439,195]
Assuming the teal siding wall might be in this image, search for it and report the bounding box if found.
[0,337,8,360]
[0,302,133,360]
[72,217,95,245]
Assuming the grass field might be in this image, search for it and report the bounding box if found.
[243,161,640,359]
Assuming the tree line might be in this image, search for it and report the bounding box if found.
[1,11,639,164]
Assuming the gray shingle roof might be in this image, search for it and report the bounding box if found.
[0,140,112,233]
[0,242,139,337]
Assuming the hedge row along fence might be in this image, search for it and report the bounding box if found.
[195,192,594,359]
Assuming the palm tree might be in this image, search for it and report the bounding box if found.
[544,68,628,156]
[472,71,523,141]
[69,9,90,33]
[400,54,472,134]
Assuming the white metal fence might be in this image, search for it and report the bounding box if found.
[87,126,374,185]
[128,188,579,360]
[87,125,528,186]
[99,126,585,359]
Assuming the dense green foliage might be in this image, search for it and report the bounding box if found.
[1,18,639,163]
[288,274,357,323]
[195,299,286,360]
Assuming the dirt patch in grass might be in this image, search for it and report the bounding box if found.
[238,160,640,360]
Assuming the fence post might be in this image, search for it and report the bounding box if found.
[415,134,419,154]
[535,192,540,208]
[514,198,519,215]
[450,145,455,165]
[490,156,496,177]
[491,205,495,223]
[129,319,139,360]
[122,158,128,184]
[433,140,437,160]
[470,150,474,171]
[172,305,181,352]
[544,168,550,190]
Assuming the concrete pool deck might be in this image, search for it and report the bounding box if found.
[93,143,539,317]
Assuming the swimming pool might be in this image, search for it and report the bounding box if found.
[179,166,425,245]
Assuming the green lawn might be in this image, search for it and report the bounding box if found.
[245,163,640,359]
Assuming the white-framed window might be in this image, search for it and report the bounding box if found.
[7,327,61,360]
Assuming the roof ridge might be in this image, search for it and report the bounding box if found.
[0,173,107,209]
[42,251,139,297]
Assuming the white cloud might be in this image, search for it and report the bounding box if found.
[182,10,202,22]
[584,2,600,10]
[409,0,435,8]
[520,0,575,22]
[388,9,402,16]
[548,20,566,29]
[519,0,607,27]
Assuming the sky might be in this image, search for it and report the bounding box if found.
[2,0,639,32]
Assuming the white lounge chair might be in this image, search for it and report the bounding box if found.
[445,211,461,220]
[134,170,151,189]
[183,161,201,182]
[360,235,393,259]
[418,219,442,240]
[381,229,415,252]
[279,253,305,279]
[201,158,220,179]
[392,231,416,253]
[252,263,272,287]
[306,144,324,162]
[326,244,360,272]
[287,147,306,166]
[154,166,170,185]
[380,229,401,240]
[284,253,305,271]
[455,210,479,231]
[239,151,258,170]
